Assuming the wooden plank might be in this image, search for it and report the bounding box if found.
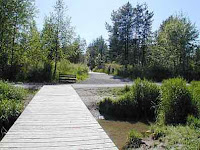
[0,85,118,150]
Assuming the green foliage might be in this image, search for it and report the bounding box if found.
[106,2,153,66]
[57,60,88,81]
[0,0,87,82]
[99,79,160,120]
[0,81,25,138]
[151,125,200,149]
[159,78,192,125]
[86,36,108,70]
[150,15,199,80]
[93,63,122,75]
[134,79,160,119]
[189,81,200,118]
[0,81,27,101]
[113,92,138,118]
[123,129,143,149]
[0,99,23,123]
[99,93,139,119]
[0,99,23,137]
[187,115,200,129]
[98,97,115,116]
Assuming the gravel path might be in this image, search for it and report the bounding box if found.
[77,72,133,85]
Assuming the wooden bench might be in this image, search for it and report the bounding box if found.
[59,74,77,83]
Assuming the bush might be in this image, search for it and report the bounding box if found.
[0,81,27,101]
[159,78,192,125]
[189,81,200,118]
[99,92,138,119]
[98,97,114,116]
[99,78,160,120]
[0,99,23,137]
[134,78,160,119]
[146,65,172,82]
[123,129,143,149]
[187,115,200,129]
[113,92,138,118]
[0,81,26,138]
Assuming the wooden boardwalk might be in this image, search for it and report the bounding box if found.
[0,85,118,150]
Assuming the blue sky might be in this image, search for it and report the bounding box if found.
[35,0,200,44]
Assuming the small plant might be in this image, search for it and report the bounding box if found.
[150,125,166,140]
[159,78,192,125]
[123,129,143,149]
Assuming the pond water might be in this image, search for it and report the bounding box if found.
[98,119,149,149]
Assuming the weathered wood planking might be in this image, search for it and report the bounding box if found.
[0,85,118,150]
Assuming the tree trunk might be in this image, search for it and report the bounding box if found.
[10,16,18,80]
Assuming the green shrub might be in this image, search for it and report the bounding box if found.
[123,129,143,149]
[159,78,192,125]
[0,81,27,101]
[0,99,23,137]
[98,97,114,116]
[187,115,200,129]
[189,81,200,118]
[146,65,172,82]
[0,99,23,122]
[99,92,138,119]
[134,78,160,119]
[113,92,138,118]
[99,78,160,120]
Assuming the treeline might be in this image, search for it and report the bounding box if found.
[0,0,86,82]
[87,2,200,81]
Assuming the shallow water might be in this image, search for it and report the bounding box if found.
[98,119,149,150]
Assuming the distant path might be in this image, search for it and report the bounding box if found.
[0,85,118,150]
[73,72,133,89]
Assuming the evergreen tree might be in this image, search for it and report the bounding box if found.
[106,2,153,67]
[86,36,108,69]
